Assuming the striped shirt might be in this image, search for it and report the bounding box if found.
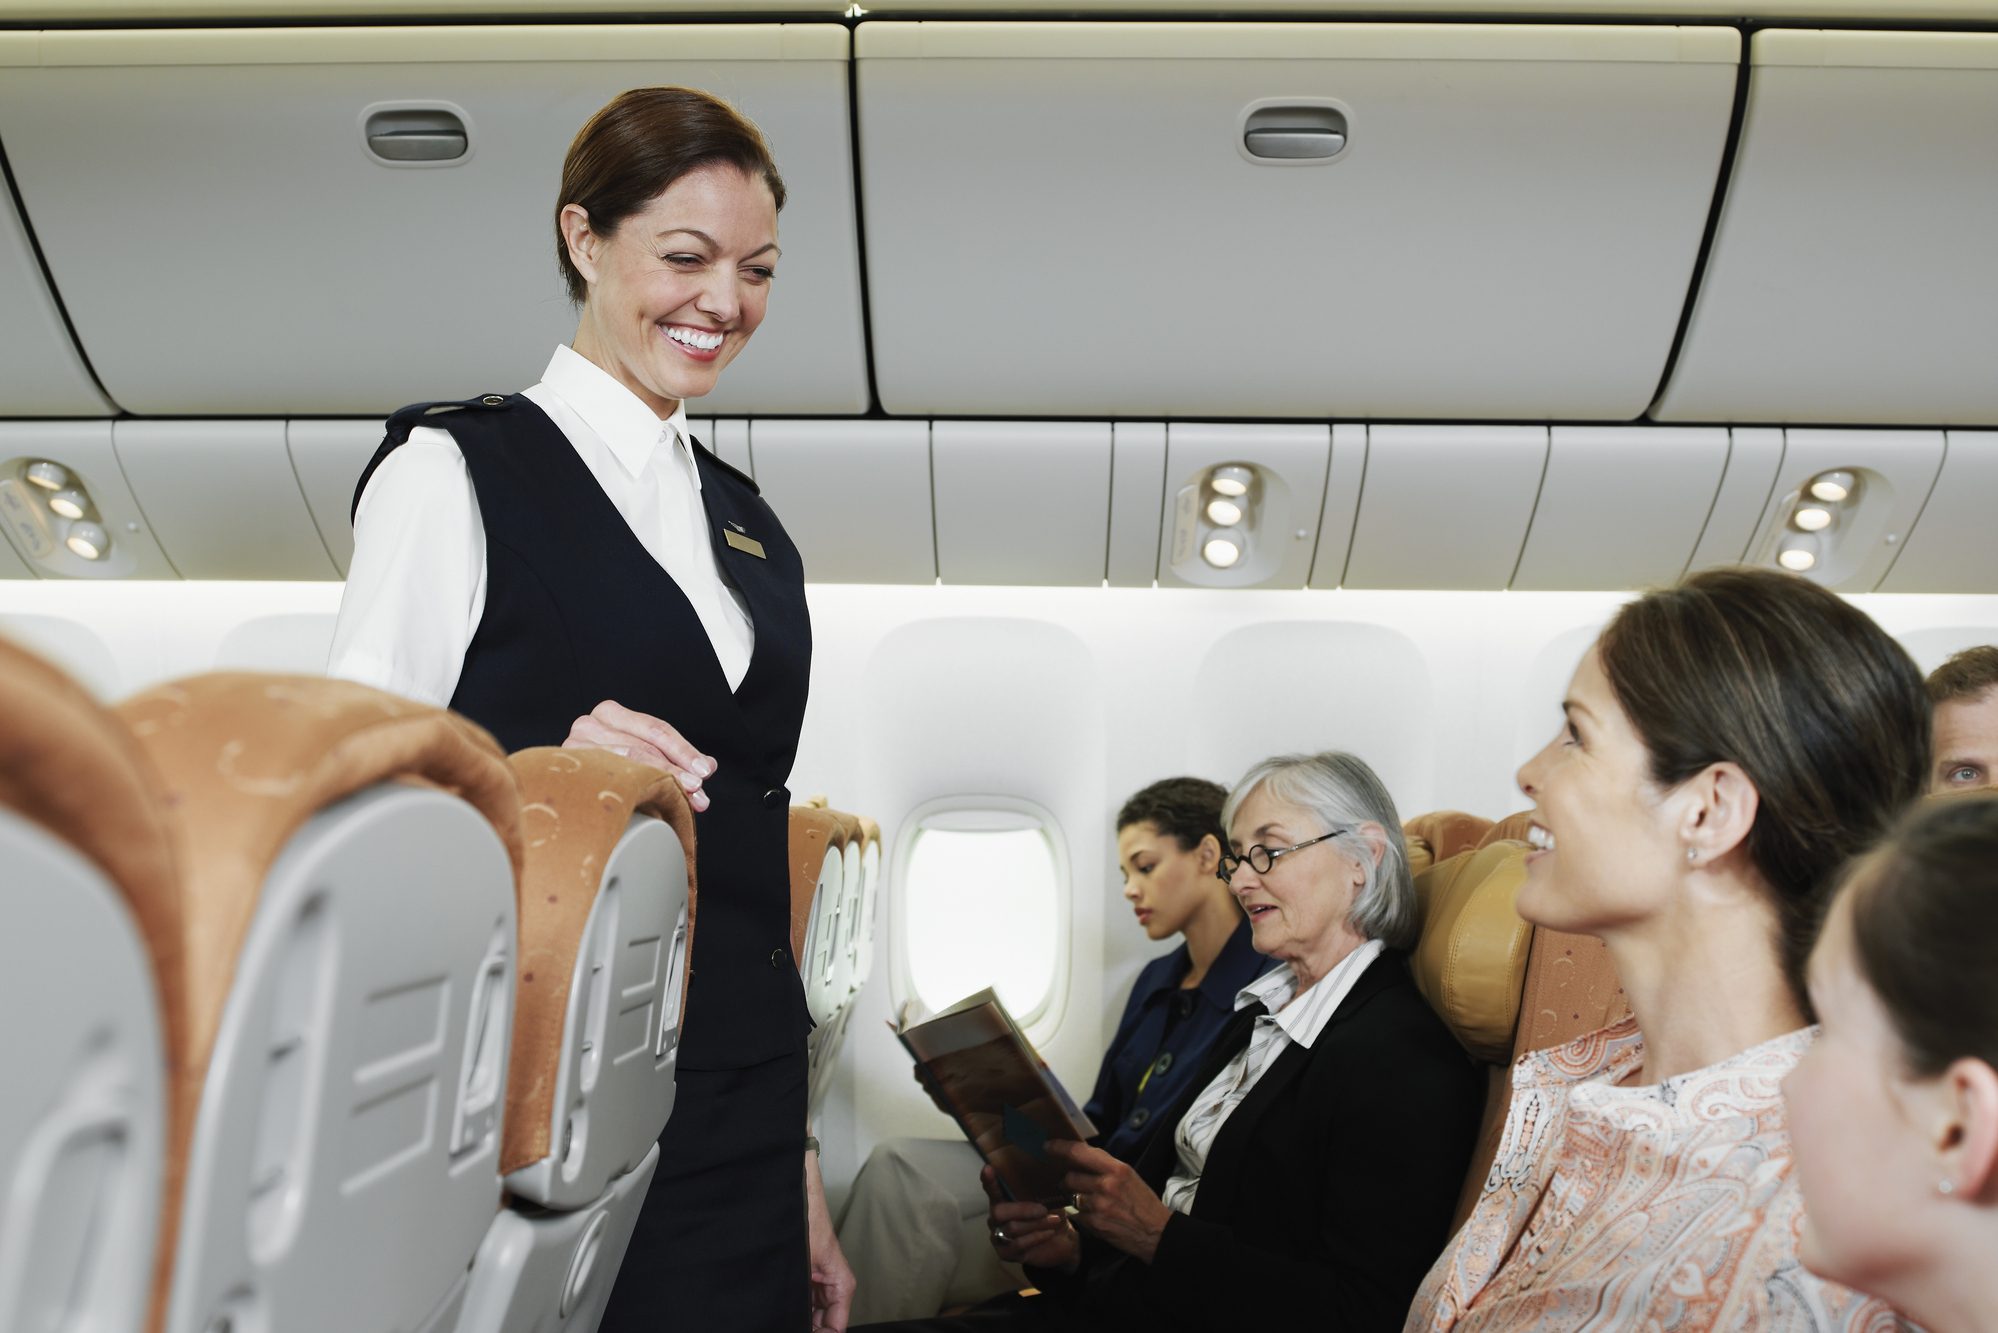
[1162,938,1386,1213]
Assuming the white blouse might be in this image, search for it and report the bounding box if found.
[328,345,754,706]
[1162,938,1386,1214]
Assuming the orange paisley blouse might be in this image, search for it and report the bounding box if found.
[1406,1018,1907,1332]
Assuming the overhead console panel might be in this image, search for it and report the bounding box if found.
[1656,30,1998,425]
[0,25,867,417]
[856,22,1738,420]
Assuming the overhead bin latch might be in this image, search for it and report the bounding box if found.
[1241,105,1348,163]
[363,105,471,166]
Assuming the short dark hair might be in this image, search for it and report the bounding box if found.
[1925,645,1998,708]
[555,86,787,305]
[1117,777,1228,853]
[1843,791,1998,1077]
[1597,567,1930,1011]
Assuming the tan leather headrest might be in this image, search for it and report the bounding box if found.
[1478,810,1537,849]
[1404,810,1495,864]
[501,747,696,1174]
[0,636,183,1058]
[115,672,523,1328]
[858,816,881,853]
[1513,927,1631,1055]
[1410,842,1535,1064]
[788,807,846,966]
[1405,834,1435,878]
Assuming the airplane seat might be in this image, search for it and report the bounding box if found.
[112,672,525,1333]
[1411,827,1632,1233]
[789,807,849,1030]
[1407,840,1536,1236]
[854,818,883,991]
[1403,810,1496,864]
[1477,810,1538,849]
[454,746,699,1333]
[212,612,340,675]
[833,815,866,1002]
[0,636,174,1333]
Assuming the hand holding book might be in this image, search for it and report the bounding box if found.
[894,988,1097,1207]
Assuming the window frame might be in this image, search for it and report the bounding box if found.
[888,794,1072,1042]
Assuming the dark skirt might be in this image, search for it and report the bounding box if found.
[599,1044,810,1332]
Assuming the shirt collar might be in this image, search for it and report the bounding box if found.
[541,344,697,486]
[1235,938,1387,1049]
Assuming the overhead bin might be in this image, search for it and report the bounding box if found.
[0,25,866,417]
[1656,30,1998,426]
[0,175,111,416]
[750,420,934,583]
[856,22,1738,420]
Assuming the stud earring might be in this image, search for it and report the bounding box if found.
[1939,1179,1956,1196]
[1686,847,1698,865]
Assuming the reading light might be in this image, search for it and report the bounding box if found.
[1202,537,1242,569]
[65,521,109,561]
[25,460,69,491]
[1206,497,1244,527]
[1776,534,1818,572]
[1808,470,1855,504]
[1792,505,1833,533]
[1209,465,1253,498]
[48,488,88,521]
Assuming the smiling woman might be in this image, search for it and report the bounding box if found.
[326,87,848,1333]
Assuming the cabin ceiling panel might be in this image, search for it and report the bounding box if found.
[1741,428,1945,592]
[932,421,1109,586]
[0,155,112,416]
[1343,425,1546,590]
[0,26,866,417]
[0,422,175,578]
[1157,423,1330,590]
[1510,427,1727,591]
[1307,423,1366,589]
[750,419,935,584]
[1105,422,1165,588]
[287,419,383,577]
[2,1,1996,19]
[1878,433,1998,594]
[1683,427,1783,574]
[1655,30,1998,425]
[856,22,1737,419]
[116,420,338,579]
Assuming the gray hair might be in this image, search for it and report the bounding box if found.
[1221,751,1418,951]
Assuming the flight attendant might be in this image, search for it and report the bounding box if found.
[328,87,851,1331]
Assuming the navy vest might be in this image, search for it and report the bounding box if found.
[354,395,813,1068]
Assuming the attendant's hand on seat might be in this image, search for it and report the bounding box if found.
[981,1166,1080,1274]
[1051,1141,1172,1265]
[562,700,717,811]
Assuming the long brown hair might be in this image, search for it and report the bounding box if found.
[1843,792,1998,1076]
[555,86,786,305]
[1597,567,1930,1009]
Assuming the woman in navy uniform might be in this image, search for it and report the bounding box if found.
[329,87,852,1331]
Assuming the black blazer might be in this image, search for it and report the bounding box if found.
[1047,950,1483,1333]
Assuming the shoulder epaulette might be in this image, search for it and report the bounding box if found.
[384,393,517,444]
[692,438,761,496]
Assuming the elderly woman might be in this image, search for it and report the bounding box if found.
[1408,568,1928,1332]
[1785,791,1998,1333]
[860,751,1484,1333]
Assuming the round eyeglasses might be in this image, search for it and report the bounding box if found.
[1216,828,1349,885]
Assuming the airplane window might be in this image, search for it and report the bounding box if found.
[898,800,1067,1030]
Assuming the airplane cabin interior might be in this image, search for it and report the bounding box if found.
[3,0,1996,1329]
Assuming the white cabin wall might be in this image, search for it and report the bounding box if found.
[5,577,1998,1205]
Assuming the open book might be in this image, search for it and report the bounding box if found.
[895,988,1098,1207]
